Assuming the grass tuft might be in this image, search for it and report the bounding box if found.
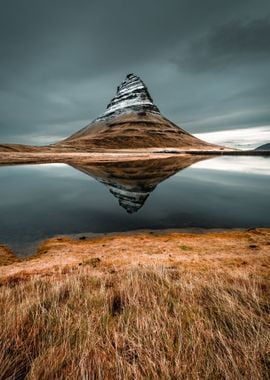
[0,267,269,379]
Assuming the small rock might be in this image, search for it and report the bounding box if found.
[249,244,258,249]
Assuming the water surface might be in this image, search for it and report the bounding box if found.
[0,156,269,256]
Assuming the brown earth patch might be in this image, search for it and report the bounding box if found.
[1,228,269,284]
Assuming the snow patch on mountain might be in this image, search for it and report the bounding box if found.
[94,73,160,122]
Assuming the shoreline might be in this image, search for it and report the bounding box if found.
[0,149,269,166]
[1,227,269,282]
[2,226,268,258]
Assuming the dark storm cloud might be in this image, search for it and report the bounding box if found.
[0,0,270,144]
[175,17,270,73]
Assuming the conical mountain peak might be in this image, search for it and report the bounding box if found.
[59,73,223,151]
[94,73,160,122]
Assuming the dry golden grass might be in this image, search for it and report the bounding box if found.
[1,228,270,280]
[0,245,18,266]
[0,264,270,380]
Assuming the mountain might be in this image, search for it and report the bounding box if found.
[70,155,209,213]
[0,73,226,153]
[55,74,222,151]
[255,143,270,151]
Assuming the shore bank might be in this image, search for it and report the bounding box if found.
[1,228,269,282]
[0,148,269,166]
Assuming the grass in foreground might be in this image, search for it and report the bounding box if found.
[0,266,270,380]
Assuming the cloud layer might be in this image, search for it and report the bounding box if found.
[0,0,269,144]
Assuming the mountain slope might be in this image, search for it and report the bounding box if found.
[56,74,222,151]
[0,144,39,152]
[255,143,270,151]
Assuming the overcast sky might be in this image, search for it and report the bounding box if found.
[0,0,270,145]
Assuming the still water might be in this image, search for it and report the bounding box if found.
[0,156,269,256]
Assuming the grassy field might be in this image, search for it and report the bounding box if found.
[1,264,270,379]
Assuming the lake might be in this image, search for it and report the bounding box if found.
[0,155,269,256]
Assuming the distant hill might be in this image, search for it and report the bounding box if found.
[255,143,270,151]
[0,144,39,152]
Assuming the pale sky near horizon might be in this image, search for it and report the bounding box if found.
[0,0,270,145]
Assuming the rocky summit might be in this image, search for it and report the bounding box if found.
[56,74,222,151]
[95,73,160,122]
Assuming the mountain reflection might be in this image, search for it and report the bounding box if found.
[70,155,209,213]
